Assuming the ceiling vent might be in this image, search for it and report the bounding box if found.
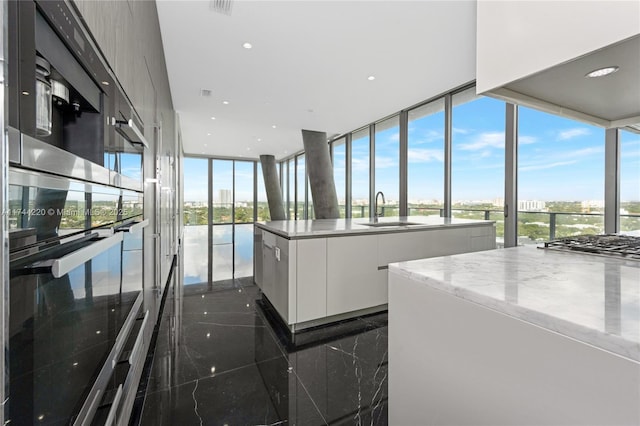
[210,0,233,16]
[200,89,212,97]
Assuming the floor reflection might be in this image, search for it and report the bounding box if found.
[140,280,388,425]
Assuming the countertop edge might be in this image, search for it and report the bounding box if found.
[388,262,640,363]
[255,219,495,240]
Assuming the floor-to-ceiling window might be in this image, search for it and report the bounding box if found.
[451,88,506,239]
[296,154,306,219]
[332,138,347,218]
[518,106,605,242]
[620,129,640,233]
[287,158,295,219]
[351,128,370,218]
[256,162,270,221]
[375,116,400,217]
[407,98,445,217]
[183,157,259,285]
[182,158,209,285]
[234,161,255,278]
[211,159,234,281]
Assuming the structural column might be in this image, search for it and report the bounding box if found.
[301,130,340,219]
[260,155,286,220]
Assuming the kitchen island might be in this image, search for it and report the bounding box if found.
[388,245,640,425]
[254,216,495,331]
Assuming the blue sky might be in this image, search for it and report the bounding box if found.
[183,98,640,204]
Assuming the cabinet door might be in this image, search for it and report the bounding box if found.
[262,231,276,300]
[296,238,327,323]
[254,228,263,288]
[326,235,385,316]
[273,236,295,323]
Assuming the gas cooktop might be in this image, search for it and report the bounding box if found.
[541,234,640,260]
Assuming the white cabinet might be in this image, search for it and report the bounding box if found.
[258,223,495,330]
[326,235,385,317]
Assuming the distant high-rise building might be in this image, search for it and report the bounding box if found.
[217,189,232,205]
[518,200,546,211]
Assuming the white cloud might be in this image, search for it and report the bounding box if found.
[453,127,470,135]
[375,156,397,169]
[389,133,400,142]
[519,135,537,145]
[556,128,591,141]
[520,160,578,172]
[459,132,505,151]
[408,149,444,163]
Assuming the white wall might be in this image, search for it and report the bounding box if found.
[476,0,640,94]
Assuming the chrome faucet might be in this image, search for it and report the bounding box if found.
[375,191,386,219]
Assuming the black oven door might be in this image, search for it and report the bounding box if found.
[8,231,140,425]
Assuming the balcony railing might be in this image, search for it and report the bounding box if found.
[342,205,639,242]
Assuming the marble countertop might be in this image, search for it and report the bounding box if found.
[255,216,494,239]
[389,245,640,362]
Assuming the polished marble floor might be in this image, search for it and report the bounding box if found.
[139,278,388,425]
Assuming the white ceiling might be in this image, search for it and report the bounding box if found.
[156,0,477,160]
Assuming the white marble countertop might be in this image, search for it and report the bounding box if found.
[255,216,494,239]
[389,245,640,361]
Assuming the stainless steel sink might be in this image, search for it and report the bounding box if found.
[362,221,422,227]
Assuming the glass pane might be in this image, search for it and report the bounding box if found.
[234,161,254,223]
[452,90,505,242]
[620,130,640,233]
[183,158,209,285]
[288,158,295,219]
[351,128,370,218]
[212,160,233,224]
[296,155,306,220]
[257,163,270,221]
[375,116,400,217]
[332,139,346,218]
[518,106,605,243]
[234,224,254,278]
[408,99,444,217]
[212,224,233,282]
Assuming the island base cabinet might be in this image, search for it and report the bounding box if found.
[326,235,386,317]
[389,272,640,426]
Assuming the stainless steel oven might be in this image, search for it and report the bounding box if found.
[6,169,148,425]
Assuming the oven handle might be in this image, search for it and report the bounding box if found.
[115,219,149,235]
[52,232,123,278]
[104,384,123,426]
[129,310,150,366]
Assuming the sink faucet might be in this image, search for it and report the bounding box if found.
[375,191,386,219]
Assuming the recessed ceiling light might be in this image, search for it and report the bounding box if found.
[247,147,251,151]
[242,42,252,49]
[101,81,109,86]
[367,75,375,81]
[207,133,211,136]
[585,66,619,78]
[222,100,229,105]
[210,116,216,120]
[257,138,262,142]
[272,125,277,129]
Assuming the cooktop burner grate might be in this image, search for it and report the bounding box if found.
[542,234,640,260]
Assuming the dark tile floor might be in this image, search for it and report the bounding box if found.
[139,278,388,425]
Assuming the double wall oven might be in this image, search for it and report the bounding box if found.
[6,1,150,424]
